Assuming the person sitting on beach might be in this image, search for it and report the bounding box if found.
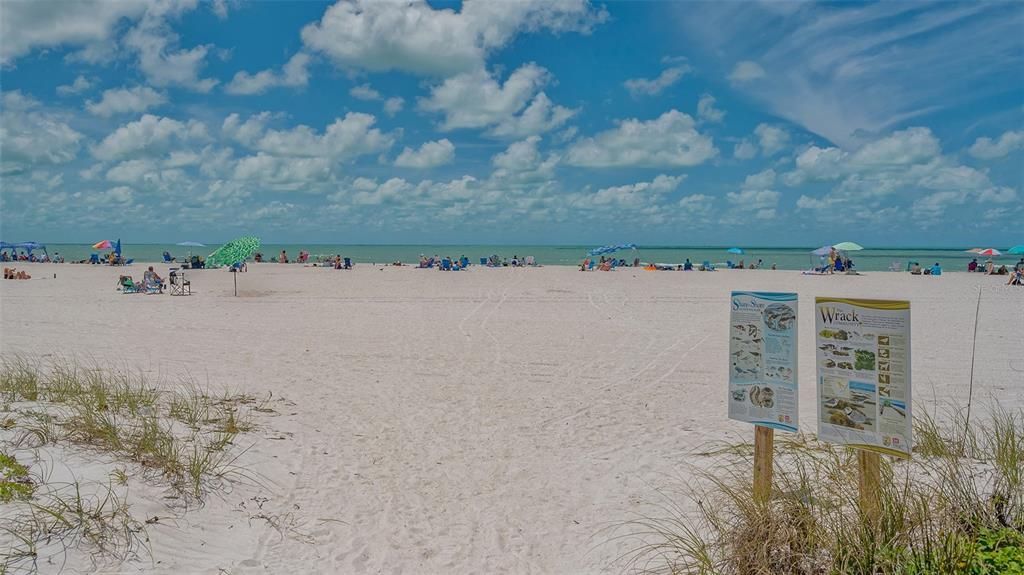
[995,265,1008,275]
[1016,258,1024,272]
[737,258,744,269]
[598,260,612,271]
[985,259,994,274]
[580,257,591,271]
[968,258,978,272]
[144,266,164,292]
[683,258,693,271]
[909,262,922,274]
[771,263,777,270]
[930,262,942,276]
[1009,268,1023,286]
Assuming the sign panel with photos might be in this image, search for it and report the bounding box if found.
[815,298,912,458]
[728,292,799,432]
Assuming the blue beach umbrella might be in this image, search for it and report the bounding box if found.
[726,247,744,255]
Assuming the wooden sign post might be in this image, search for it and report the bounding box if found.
[753,425,774,503]
[858,450,881,522]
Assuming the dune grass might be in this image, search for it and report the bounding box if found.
[0,358,259,499]
[0,357,269,571]
[614,405,1024,575]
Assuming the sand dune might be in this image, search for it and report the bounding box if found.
[1,264,1020,573]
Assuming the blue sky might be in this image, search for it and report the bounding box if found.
[1,0,1021,247]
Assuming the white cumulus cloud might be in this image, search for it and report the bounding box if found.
[86,86,167,117]
[624,65,689,97]
[395,139,455,168]
[56,76,93,96]
[225,53,310,95]
[564,109,717,168]
[968,130,1023,160]
[92,114,209,161]
[301,0,605,77]
[697,94,725,123]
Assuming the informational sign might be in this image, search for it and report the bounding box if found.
[728,292,799,432]
[815,298,912,458]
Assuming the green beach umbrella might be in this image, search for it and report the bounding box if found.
[206,236,260,268]
[832,241,864,251]
[1008,245,1024,255]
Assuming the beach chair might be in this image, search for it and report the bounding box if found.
[89,254,100,264]
[343,257,352,269]
[460,256,469,268]
[726,260,735,269]
[118,276,139,294]
[169,268,190,296]
[163,252,175,263]
[441,258,452,271]
[701,260,715,271]
[525,256,536,266]
[479,257,487,266]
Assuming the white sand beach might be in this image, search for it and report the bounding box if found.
[1,264,1021,573]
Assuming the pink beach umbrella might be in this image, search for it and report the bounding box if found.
[975,248,1002,257]
[92,239,114,250]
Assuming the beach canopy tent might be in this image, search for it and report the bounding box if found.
[588,243,637,257]
[1009,245,1024,255]
[0,241,49,260]
[726,247,744,254]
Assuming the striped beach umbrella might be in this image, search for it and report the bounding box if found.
[975,248,1001,257]
[92,239,114,250]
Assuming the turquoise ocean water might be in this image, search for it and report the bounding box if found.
[16,244,1021,272]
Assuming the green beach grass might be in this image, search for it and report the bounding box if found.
[0,358,270,571]
[612,405,1024,574]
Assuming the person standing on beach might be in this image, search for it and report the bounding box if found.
[280,250,288,263]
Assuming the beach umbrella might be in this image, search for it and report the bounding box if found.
[1007,245,1024,255]
[115,238,121,256]
[975,248,1001,257]
[965,248,984,254]
[832,241,864,251]
[206,236,260,268]
[92,239,114,250]
[177,240,205,258]
[726,247,744,255]
[207,236,260,297]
